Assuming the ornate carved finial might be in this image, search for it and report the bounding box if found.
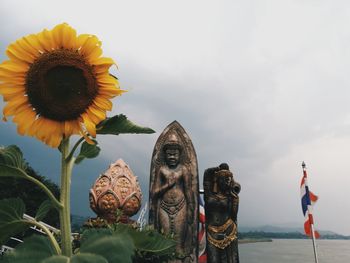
[89,159,142,224]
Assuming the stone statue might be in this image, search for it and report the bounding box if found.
[149,121,199,263]
[203,163,240,263]
[88,159,142,225]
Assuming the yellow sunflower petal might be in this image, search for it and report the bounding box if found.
[0,72,25,81]
[79,35,102,60]
[47,134,63,148]
[27,118,42,137]
[23,34,46,53]
[52,23,65,48]
[0,85,25,96]
[92,57,116,67]
[0,60,29,73]
[86,47,102,64]
[97,74,118,85]
[29,118,62,148]
[93,96,112,111]
[94,66,113,75]
[99,86,125,96]
[14,107,36,135]
[16,38,41,58]
[52,23,77,50]
[3,96,28,116]
[85,113,97,126]
[64,120,81,136]
[44,122,63,147]
[80,130,95,145]
[0,77,25,86]
[2,92,25,102]
[28,118,48,141]
[76,34,90,48]
[81,113,96,137]
[86,106,106,123]
[29,120,62,148]
[6,43,35,64]
[42,134,61,148]
[37,29,55,51]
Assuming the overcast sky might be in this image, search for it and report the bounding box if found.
[1,0,350,235]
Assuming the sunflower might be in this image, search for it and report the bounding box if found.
[0,23,124,147]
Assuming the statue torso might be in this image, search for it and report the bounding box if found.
[160,165,186,204]
[206,194,231,226]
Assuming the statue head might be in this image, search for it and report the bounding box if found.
[163,133,182,168]
[215,169,233,193]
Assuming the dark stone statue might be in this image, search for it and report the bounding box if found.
[203,163,240,263]
[149,121,199,263]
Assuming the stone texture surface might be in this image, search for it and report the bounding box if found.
[149,121,199,263]
[203,164,240,263]
[89,159,142,223]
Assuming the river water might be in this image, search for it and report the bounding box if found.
[239,239,350,263]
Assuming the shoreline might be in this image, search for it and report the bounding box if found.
[239,238,273,244]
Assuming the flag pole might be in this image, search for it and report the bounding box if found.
[302,162,319,263]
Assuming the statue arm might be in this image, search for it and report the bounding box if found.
[229,181,240,221]
[230,192,239,222]
[183,166,194,224]
[153,168,174,197]
[203,166,219,201]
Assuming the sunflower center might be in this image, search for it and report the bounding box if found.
[26,49,98,121]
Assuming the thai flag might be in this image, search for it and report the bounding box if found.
[198,196,207,263]
[300,169,320,239]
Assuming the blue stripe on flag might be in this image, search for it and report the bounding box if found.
[301,194,308,216]
[305,186,311,206]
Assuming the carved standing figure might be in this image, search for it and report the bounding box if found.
[203,163,240,263]
[149,121,199,263]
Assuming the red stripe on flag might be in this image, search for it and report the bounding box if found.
[300,175,306,187]
[308,213,314,225]
[304,215,320,239]
[199,254,207,263]
[309,191,318,203]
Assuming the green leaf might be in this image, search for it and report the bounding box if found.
[75,141,101,164]
[96,114,155,135]
[0,164,27,179]
[0,145,27,170]
[80,228,135,263]
[35,200,53,222]
[43,254,108,263]
[2,235,56,263]
[0,145,28,180]
[0,198,29,245]
[42,256,70,263]
[113,224,176,256]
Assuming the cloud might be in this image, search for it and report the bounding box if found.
[1,0,350,234]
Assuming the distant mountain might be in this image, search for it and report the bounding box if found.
[239,225,337,235]
[238,225,350,240]
[239,225,302,233]
[71,214,89,232]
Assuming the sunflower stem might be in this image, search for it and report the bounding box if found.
[66,136,84,162]
[59,137,73,257]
